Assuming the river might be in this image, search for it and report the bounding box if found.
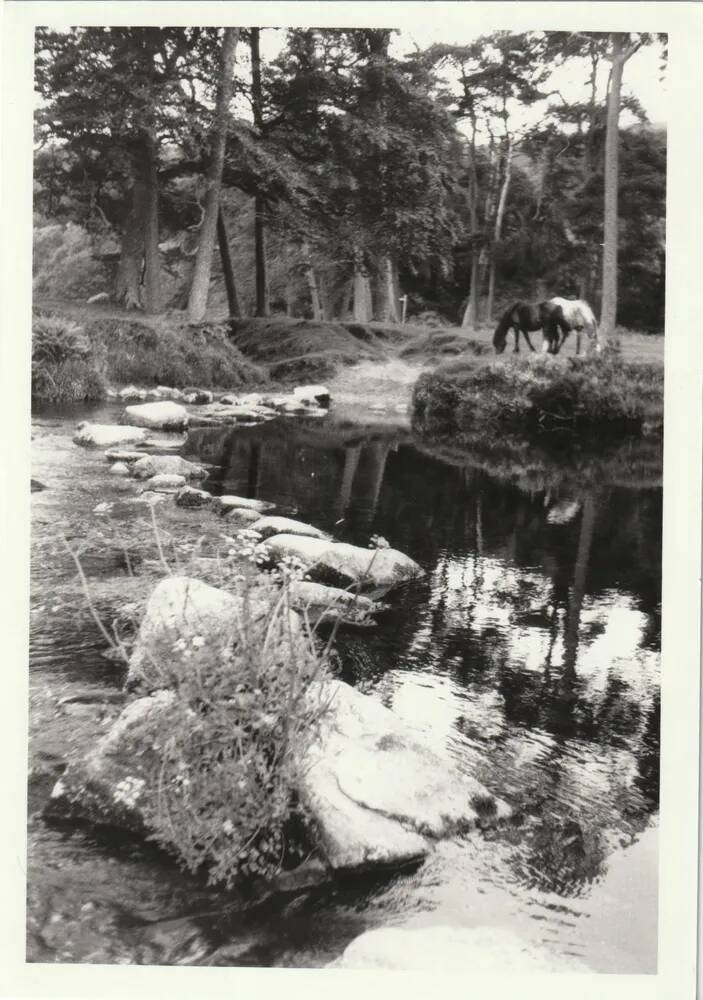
[27,402,661,971]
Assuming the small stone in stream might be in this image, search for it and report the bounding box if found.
[74,423,148,448]
[109,462,131,476]
[132,455,205,480]
[119,385,148,402]
[31,479,47,492]
[211,494,275,515]
[123,401,189,432]
[175,486,213,509]
[293,384,331,407]
[104,450,144,464]
[224,507,262,528]
[250,515,328,541]
[144,473,187,492]
[184,389,213,405]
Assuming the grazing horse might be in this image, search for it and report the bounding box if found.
[540,298,599,355]
[493,298,599,356]
[492,301,546,354]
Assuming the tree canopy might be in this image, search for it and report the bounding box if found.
[33,26,667,331]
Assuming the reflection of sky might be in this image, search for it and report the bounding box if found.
[374,549,659,828]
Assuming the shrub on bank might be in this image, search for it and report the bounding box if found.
[32,314,107,404]
[413,350,664,436]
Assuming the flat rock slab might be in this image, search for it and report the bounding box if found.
[299,681,511,869]
[132,455,206,481]
[299,680,511,871]
[211,495,275,515]
[124,401,189,432]
[334,925,589,972]
[74,423,148,448]
[251,516,329,541]
[259,535,424,592]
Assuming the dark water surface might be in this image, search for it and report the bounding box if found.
[28,402,661,972]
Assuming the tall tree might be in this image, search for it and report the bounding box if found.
[250,27,270,317]
[187,28,240,322]
[600,33,646,345]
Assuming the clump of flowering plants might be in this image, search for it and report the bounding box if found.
[64,518,391,887]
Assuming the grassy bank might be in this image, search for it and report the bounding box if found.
[413,350,664,440]
[32,310,268,406]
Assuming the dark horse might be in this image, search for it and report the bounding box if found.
[493,299,598,355]
[492,301,560,354]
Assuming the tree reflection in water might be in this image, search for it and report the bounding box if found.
[185,416,661,901]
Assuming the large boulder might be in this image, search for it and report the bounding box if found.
[259,535,424,592]
[124,401,189,432]
[334,925,588,972]
[44,691,175,832]
[131,455,206,480]
[73,423,147,448]
[126,576,302,691]
[299,680,511,871]
[250,516,329,541]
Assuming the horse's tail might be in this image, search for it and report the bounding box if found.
[493,305,516,352]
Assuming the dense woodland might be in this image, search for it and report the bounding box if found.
[33,28,667,333]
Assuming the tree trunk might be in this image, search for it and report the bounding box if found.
[115,177,145,309]
[250,28,269,318]
[462,125,481,330]
[142,135,161,315]
[352,258,373,322]
[600,35,626,345]
[254,196,269,317]
[217,205,241,318]
[485,135,513,324]
[462,255,480,329]
[303,243,323,320]
[187,27,239,323]
[376,257,399,322]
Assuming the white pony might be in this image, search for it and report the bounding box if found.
[540,297,601,355]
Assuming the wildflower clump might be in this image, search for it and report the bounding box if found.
[116,529,331,886]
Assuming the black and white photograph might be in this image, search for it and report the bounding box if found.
[2,2,701,995]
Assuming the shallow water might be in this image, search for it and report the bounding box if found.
[28,402,661,971]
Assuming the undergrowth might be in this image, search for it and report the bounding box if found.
[32,314,106,404]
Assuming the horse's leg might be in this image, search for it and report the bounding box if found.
[575,328,582,355]
[514,326,520,353]
[523,330,536,352]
